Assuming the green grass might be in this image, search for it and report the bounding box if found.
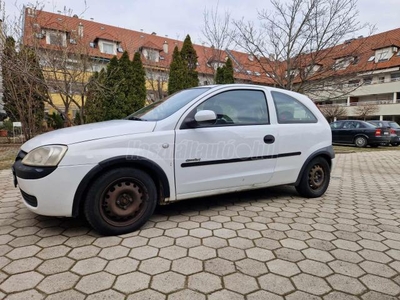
[0,146,19,171]
[333,144,400,153]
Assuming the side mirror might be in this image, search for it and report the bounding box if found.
[194,110,217,123]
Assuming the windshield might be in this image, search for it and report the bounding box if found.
[126,88,210,121]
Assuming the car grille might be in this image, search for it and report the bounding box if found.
[20,189,38,207]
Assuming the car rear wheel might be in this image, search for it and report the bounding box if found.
[391,143,399,146]
[354,136,367,148]
[296,157,330,198]
[84,168,157,235]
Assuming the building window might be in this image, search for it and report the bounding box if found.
[101,42,116,55]
[375,48,393,62]
[378,76,385,83]
[363,77,372,85]
[391,73,400,82]
[333,57,353,70]
[46,30,66,46]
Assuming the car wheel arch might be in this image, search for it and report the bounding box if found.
[294,146,334,187]
[72,156,170,218]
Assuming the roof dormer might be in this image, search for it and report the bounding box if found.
[373,45,398,63]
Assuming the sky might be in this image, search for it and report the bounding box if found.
[2,0,399,45]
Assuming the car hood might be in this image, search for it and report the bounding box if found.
[21,120,156,152]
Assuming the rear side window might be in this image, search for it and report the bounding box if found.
[272,91,317,124]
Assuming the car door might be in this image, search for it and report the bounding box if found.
[341,121,357,143]
[330,121,343,143]
[174,88,279,199]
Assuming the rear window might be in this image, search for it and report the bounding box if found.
[389,122,400,129]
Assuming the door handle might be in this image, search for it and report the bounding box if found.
[263,135,275,144]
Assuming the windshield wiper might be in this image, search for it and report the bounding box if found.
[126,116,146,121]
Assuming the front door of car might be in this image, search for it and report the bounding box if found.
[174,89,278,199]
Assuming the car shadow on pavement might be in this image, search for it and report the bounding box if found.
[26,185,298,236]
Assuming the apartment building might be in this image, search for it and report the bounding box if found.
[21,8,400,122]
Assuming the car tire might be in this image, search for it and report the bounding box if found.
[391,143,399,146]
[296,157,330,198]
[84,168,157,236]
[354,136,367,148]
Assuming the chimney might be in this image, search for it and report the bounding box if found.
[163,41,168,54]
[78,22,84,37]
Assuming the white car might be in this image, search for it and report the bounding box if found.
[13,84,334,235]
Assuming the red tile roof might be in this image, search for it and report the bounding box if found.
[23,9,400,85]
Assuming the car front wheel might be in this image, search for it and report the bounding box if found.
[296,157,330,198]
[84,168,157,235]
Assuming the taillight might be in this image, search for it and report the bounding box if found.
[390,129,395,134]
[375,129,381,137]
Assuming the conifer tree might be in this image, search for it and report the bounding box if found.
[131,52,147,111]
[223,58,234,84]
[168,46,185,95]
[180,35,199,88]
[215,58,234,84]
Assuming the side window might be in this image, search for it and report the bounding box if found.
[271,91,317,124]
[343,121,356,129]
[330,122,343,129]
[195,90,269,126]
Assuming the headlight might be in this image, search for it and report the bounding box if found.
[22,145,68,167]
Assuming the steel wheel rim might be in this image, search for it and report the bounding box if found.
[356,138,365,147]
[100,177,148,227]
[308,164,325,190]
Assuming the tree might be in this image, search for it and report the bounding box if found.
[168,46,186,95]
[180,35,199,88]
[85,51,147,122]
[215,58,234,84]
[131,52,147,111]
[2,36,45,140]
[233,0,374,100]
[201,3,236,83]
[319,104,347,122]
[354,103,379,120]
[84,70,107,123]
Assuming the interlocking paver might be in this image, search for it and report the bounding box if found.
[0,271,44,293]
[235,258,268,276]
[152,271,185,293]
[188,272,222,294]
[71,257,108,275]
[1,151,400,299]
[327,274,366,295]
[37,272,79,294]
[2,257,42,274]
[258,273,295,295]
[223,273,258,294]
[113,272,150,294]
[75,272,115,294]
[360,274,400,296]
[172,256,203,275]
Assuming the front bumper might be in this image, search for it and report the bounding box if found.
[13,161,96,217]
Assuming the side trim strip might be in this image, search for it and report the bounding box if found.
[181,152,301,168]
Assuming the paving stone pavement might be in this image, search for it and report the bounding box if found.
[0,150,400,299]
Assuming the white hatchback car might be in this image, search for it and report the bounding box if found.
[13,84,334,235]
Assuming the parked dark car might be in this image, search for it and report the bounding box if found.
[368,120,400,146]
[330,120,391,147]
